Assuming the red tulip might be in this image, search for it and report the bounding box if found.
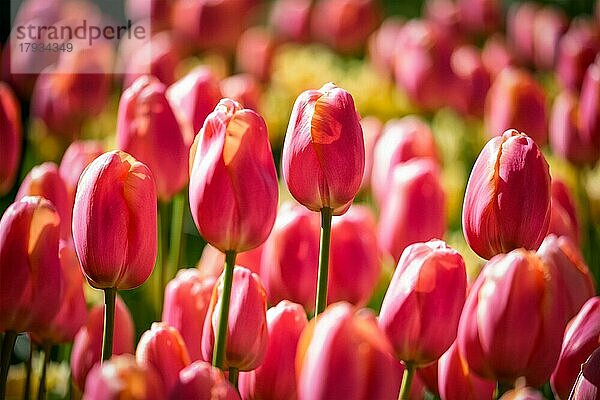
[238,300,308,400]
[458,249,567,387]
[481,34,516,78]
[557,19,600,91]
[117,75,187,201]
[71,296,135,391]
[123,32,180,88]
[189,99,278,253]
[162,269,215,361]
[378,159,446,262]
[462,129,551,260]
[236,27,278,82]
[577,61,600,166]
[417,360,439,396]
[438,342,495,400]
[59,140,104,210]
[359,116,384,191]
[170,361,240,400]
[548,180,580,245]
[201,266,268,371]
[220,74,262,111]
[269,0,312,43]
[282,83,364,215]
[367,17,404,76]
[0,82,22,196]
[72,150,157,290]
[551,297,600,400]
[570,346,600,400]
[0,196,62,333]
[449,45,491,117]
[532,6,568,70]
[457,0,501,34]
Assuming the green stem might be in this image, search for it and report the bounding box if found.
[158,201,171,311]
[315,207,333,317]
[168,193,186,275]
[37,343,51,400]
[101,288,117,362]
[23,340,33,400]
[228,367,239,390]
[212,250,237,370]
[399,363,415,400]
[1,331,17,400]
[576,168,599,284]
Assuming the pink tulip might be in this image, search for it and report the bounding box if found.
[367,17,405,76]
[72,150,157,290]
[0,196,62,333]
[557,19,600,91]
[462,129,551,260]
[84,354,166,400]
[170,361,240,400]
[532,6,568,70]
[236,27,278,82]
[137,322,191,395]
[201,266,268,371]
[458,249,567,387]
[449,45,491,117]
[438,342,495,400]
[162,269,215,361]
[577,61,600,166]
[239,300,308,400]
[423,0,462,40]
[457,0,501,35]
[124,32,180,89]
[417,361,439,396]
[570,346,600,400]
[378,159,446,262]
[282,83,364,215]
[507,2,540,64]
[117,75,187,201]
[189,99,278,253]
[551,297,600,400]
[269,0,312,43]
[220,74,262,111]
[481,34,516,78]
[71,296,135,391]
[59,140,104,209]
[548,180,580,245]
[359,116,384,191]
[0,82,22,196]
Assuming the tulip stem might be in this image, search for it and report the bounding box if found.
[158,201,171,310]
[228,367,239,389]
[577,168,599,282]
[168,193,186,275]
[0,331,17,400]
[315,207,333,317]
[213,250,237,370]
[23,341,33,400]
[37,343,51,400]
[399,362,415,400]
[101,288,117,363]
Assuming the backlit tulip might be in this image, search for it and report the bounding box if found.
[551,297,600,400]
[0,82,22,196]
[269,0,312,43]
[379,239,467,366]
[484,68,548,145]
[236,27,277,82]
[239,300,308,400]
[71,296,135,391]
[189,99,278,253]
[72,150,157,290]
[59,140,104,209]
[438,342,495,400]
[201,266,268,370]
[557,19,600,91]
[378,159,446,262]
[137,322,191,394]
[577,61,600,166]
[170,361,240,400]
[458,249,566,387]
[570,346,600,400]
[117,75,187,200]
[548,180,580,245]
[220,74,262,111]
[282,83,364,215]
[162,269,215,361]
[359,116,383,191]
[0,196,62,334]
[84,354,165,400]
[462,129,551,260]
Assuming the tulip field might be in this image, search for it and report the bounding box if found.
[2,0,600,399]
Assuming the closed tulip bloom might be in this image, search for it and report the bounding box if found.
[59,140,104,209]
[201,266,268,371]
[551,297,600,400]
[481,34,516,78]
[72,150,157,290]
[84,354,166,400]
[462,129,551,260]
[297,303,402,400]
[123,32,180,88]
[458,249,566,387]
[449,45,492,117]
[282,83,364,215]
[550,91,587,168]
[0,196,62,333]
[507,2,540,64]
[189,98,278,253]
[162,269,215,361]
[359,116,383,191]
[569,345,600,400]
[532,7,568,70]
[378,159,446,262]
[236,27,278,82]
[71,296,135,391]
[220,74,262,111]
[548,180,580,245]
[239,300,308,400]
[0,82,22,196]
[379,240,467,366]
[557,19,600,91]
[577,61,600,166]
[137,322,191,395]
[170,361,240,400]
[367,17,404,76]
[269,0,312,43]
[438,342,495,400]
[484,68,548,145]
[117,75,187,200]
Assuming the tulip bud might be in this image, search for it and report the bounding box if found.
[71,296,135,391]
[0,196,62,333]
[16,162,71,240]
[239,300,308,400]
[481,34,516,78]
[84,354,166,400]
[282,83,365,215]
[457,0,501,34]
[236,27,277,82]
[220,74,262,111]
[72,150,157,290]
[484,68,548,145]
[551,297,600,400]
[124,32,180,88]
[59,140,104,210]
[378,159,446,262]
[507,2,540,64]
[556,19,600,91]
[449,45,491,117]
[379,240,467,366]
[170,360,240,400]
[438,342,495,400]
[117,75,187,201]
[548,180,580,245]
[0,82,22,196]
[570,346,600,400]
[462,129,551,260]
[458,249,566,387]
[577,61,600,166]
[367,17,404,76]
[201,266,268,370]
[532,6,568,70]
[137,322,191,395]
[359,116,383,191]
[297,303,402,400]
[162,269,215,361]
[189,99,278,253]
[269,0,312,43]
